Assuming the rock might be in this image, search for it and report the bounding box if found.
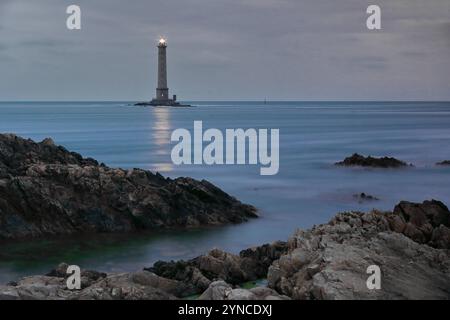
[194,249,247,284]
[353,193,379,203]
[198,281,233,300]
[0,286,20,300]
[430,225,450,249]
[198,281,290,300]
[388,215,406,233]
[239,241,288,279]
[40,138,55,146]
[45,262,107,289]
[0,266,178,300]
[46,262,70,278]
[1,275,72,300]
[392,200,450,247]
[80,270,108,288]
[394,201,429,227]
[267,200,450,300]
[130,271,196,297]
[402,222,427,244]
[436,160,450,166]
[227,288,256,300]
[0,134,257,239]
[249,286,290,300]
[336,153,410,168]
[75,273,177,300]
[146,241,288,291]
[145,260,212,294]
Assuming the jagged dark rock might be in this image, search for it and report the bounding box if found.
[336,153,410,168]
[0,134,257,239]
[146,241,288,293]
[390,200,450,248]
[436,160,450,166]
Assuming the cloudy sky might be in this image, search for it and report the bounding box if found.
[0,0,449,101]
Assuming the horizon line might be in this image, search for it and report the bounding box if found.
[1,100,450,103]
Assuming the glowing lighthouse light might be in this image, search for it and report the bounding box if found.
[140,36,190,107]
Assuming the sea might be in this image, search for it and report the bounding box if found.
[0,101,449,283]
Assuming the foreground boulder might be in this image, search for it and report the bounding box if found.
[267,200,450,299]
[0,134,257,239]
[336,153,410,168]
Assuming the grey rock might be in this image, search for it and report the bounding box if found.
[198,281,289,300]
[130,271,196,297]
[267,201,450,300]
[75,273,177,300]
[0,287,20,300]
[198,281,233,300]
[431,225,450,249]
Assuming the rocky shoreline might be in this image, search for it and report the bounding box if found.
[1,200,449,300]
[0,134,257,239]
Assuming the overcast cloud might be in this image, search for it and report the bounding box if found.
[0,0,449,101]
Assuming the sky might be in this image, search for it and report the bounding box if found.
[0,0,449,101]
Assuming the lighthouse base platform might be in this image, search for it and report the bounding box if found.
[135,99,192,107]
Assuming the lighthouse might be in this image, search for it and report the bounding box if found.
[156,38,169,101]
[136,38,190,107]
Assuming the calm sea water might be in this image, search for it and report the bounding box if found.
[0,101,450,283]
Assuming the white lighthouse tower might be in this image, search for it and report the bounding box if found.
[140,38,189,107]
[156,38,169,101]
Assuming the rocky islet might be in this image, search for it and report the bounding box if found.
[0,134,257,239]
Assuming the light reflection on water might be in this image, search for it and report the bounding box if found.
[151,107,173,172]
